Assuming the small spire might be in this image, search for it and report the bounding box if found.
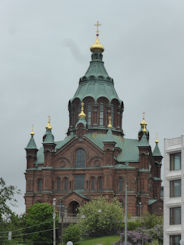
[78,102,86,119]
[90,21,104,52]
[30,125,34,136]
[26,126,37,150]
[140,112,147,126]
[46,116,52,130]
[153,135,162,157]
[108,115,112,129]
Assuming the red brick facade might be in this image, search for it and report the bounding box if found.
[25,40,163,217]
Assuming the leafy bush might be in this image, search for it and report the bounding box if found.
[127,219,141,230]
[146,224,163,243]
[142,213,163,229]
[63,224,81,244]
[78,197,122,237]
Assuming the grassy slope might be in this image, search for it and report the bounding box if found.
[79,235,119,245]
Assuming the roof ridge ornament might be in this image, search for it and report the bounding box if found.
[78,102,86,119]
[108,115,112,129]
[143,124,147,133]
[46,115,52,130]
[155,134,159,144]
[140,112,147,126]
[90,21,104,52]
[30,124,34,136]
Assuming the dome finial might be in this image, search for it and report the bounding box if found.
[78,102,86,119]
[30,124,34,136]
[140,112,147,126]
[108,115,112,129]
[95,20,100,37]
[143,124,147,133]
[155,134,159,144]
[90,21,104,52]
[46,116,52,130]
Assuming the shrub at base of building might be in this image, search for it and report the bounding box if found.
[78,197,122,237]
[63,224,81,245]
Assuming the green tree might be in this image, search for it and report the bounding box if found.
[0,177,20,220]
[78,197,122,237]
[25,202,57,245]
[0,177,20,243]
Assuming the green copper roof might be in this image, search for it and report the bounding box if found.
[35,133,140,165]
[138,133,149,147]
[55,134,75,150]
[148,199,157,205]
[153,143,162,157]
[85,133,139,162]
[26,135,37,150]
[103,129,116,143]
[71,52,121,103]
[43,128,54,144]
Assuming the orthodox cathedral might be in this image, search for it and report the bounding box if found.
[25,26,163,216]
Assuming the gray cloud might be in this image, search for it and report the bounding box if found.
[1,0,184,214]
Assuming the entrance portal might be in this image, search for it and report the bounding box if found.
[68,201,80,216]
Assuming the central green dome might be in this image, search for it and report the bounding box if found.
[71,50,121,103]
[68,35,124,136]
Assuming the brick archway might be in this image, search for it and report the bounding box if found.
[68,200,80,216]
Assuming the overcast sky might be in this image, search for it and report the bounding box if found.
[1,0,184,214]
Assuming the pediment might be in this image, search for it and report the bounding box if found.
[62,191,90,206]
[53,136,104,168]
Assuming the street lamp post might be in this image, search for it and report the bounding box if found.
[137,201,143,245]
[60,202,65,245]
[53,198,56,245]
[124,183,128,245]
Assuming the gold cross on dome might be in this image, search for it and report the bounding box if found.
[143,112,145,120]
[94,21,101,35]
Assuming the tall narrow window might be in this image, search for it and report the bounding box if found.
[170,207,181,225]
[170,152,181,170]
[99,103,104,126]
[57,177,61,192]
[91,177,95,191]
[64,177,68,192]
[37,179,43,192]
[111,104,114,127]
[170,179,181,197]
[98,177,103,192]
[74,102,80,125]
[74,175,85,190]
[87,102,92,126]
[75,149,86,168]
[119,178,123,193]
[169,234,181,245]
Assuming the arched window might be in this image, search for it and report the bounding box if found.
[87,102,92,126]
[64,177,68,192]
[75,149,86,168]
[57,177,61,192]
[37,178,43,192]
[99,103,104,126]
[98,176,103,192]
[73,101,80,125]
